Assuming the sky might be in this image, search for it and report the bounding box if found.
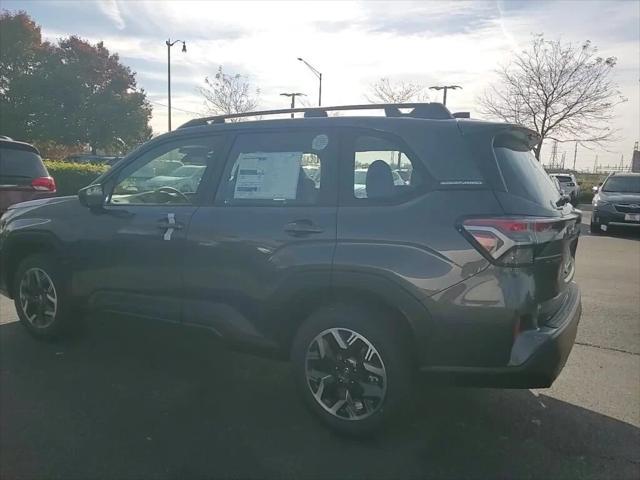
[3,0,639,170]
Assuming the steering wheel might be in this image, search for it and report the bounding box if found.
[157,186,190,203]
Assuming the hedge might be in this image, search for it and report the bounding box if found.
[44,161,110,196]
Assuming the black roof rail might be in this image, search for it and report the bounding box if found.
[178,102,454,129]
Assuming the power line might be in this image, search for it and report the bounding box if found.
[149,100,200,116]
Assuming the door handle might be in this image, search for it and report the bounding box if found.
[284,220,324,236]
[157,222,183,230]
[158,213,183,241]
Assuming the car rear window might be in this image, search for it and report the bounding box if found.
[555,175,572,183]
[0,146,48,179]
[494,147,561,207]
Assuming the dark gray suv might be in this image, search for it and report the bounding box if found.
[0,103,582,434]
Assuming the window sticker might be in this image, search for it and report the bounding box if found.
[311,134,329,151]
[234,152,302,200]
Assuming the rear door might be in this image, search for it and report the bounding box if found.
[183,128,338,346]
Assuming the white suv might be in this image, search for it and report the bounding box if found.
[550,173,580,203]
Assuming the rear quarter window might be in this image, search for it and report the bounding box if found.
[0,147,48,179]
[406,128,484,186]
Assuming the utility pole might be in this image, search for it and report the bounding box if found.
[280,92,306,118]
[429,85,462,106]
[166,38,187,132]
[561,151,566,170]
[619,153,624,171]
[572,141,578,171]
[593,155,598,173]
[550,140,558,168]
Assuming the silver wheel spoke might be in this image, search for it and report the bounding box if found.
[305,327,387,421]
[19,268,57,329]
[330,329,348,350]
[363,363,385,378]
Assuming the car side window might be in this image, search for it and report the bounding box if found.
[109,136,222,205]
[351,134,424,201]
[216,130,333,206]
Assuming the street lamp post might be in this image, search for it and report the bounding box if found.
[429,85,462,106]
[280,92,306,118]
[166,38,187,132]
[297,57,322,106]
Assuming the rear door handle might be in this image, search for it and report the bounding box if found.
[284,221,324,235]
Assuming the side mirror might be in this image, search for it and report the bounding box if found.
[78,184,105,209]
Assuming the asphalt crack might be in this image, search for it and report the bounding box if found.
[575,341,640,356]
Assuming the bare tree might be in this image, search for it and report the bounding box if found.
[198,66,260,121]
[366,78,429,104]
[479,35,625,160]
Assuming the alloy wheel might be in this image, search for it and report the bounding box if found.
[305,328,387,421]
[18,267,58,329]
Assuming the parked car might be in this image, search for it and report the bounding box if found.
[550,173,580,203]
[550,176,571,206]
[591,172,640,234]
[0,103,582,435]
[0,138,56,214]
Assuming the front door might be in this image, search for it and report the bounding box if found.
[84,134,227,321]
[183,129,338,346]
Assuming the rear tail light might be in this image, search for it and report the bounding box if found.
[459,217,571,267]
[31,176,56,192]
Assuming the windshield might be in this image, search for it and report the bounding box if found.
[602,176,640,193]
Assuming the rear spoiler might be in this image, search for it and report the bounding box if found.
[498,126,541,151]
[457,121,541,151]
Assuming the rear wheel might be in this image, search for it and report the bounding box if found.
[291,303,413,435]
[590,220,602,235]
[13,254,78,339]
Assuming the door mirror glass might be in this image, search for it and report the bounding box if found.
[79,184,105,208]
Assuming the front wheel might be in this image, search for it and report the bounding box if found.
[13,254,79,339]
[291,303,413,435]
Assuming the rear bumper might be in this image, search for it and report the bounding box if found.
[420,282,581,388]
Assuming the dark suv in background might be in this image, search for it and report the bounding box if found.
[0,103,582,434]
[0,138,56,214]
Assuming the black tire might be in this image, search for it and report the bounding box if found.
[590,221,602,235]
[291,303,413,436]
[13,254,78,339]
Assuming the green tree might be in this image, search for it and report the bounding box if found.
[0,11,51,140]
[0,11,152,153]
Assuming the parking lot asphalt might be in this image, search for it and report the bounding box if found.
[1,208,639,480]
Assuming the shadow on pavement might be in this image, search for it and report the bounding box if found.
[1,316,639,480]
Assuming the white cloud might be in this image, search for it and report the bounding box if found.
[37,0,640,168]
[96,0,125,30]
